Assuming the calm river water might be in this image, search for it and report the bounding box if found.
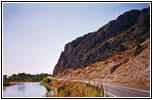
[3,82,47,97]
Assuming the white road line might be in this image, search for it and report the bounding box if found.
[103,85,106,97]
[104,84,150,93]
[104,91,117,97]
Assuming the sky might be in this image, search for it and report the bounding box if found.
[3,2,150,75]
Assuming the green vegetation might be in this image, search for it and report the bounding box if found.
[118,44,127,51]
[41,77,103,97]
[136,38,145,44]
[136,44,142,50]
[133,44,143,56]
[81,65,85,69]
[88,64,97,71]
[3,73,51,82]
[43,77,52,83]
[3,75,16,87]
[3,80,14,86]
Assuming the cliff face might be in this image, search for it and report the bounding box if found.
[53,7,150,75]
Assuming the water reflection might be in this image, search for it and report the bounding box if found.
[17,83,25,91]
[3,82,47,97]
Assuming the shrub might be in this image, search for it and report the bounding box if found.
[118,44,127,51]
[88,64,97,70]
[136,44,142,50]
[136,38,145,44]
[43,78,51,84]
[81,66,85,69]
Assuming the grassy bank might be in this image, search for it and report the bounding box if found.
[3,80,16,89]
[41,77,103,97]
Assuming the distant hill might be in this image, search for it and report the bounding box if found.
[53,6,150,82]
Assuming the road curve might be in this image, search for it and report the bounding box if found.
[46,77,150,97]
[88,80,150,97]
[80,80,150,97]
[102,82,150,97]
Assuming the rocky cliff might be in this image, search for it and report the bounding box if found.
[53,7,150,76]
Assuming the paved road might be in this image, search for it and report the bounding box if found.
[83,80,150,97]
[102,82,150,97]
[47,77,150,97]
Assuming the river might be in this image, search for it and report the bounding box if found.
[3,82,48,97]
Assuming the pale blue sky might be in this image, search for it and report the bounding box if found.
[3,3,150,75]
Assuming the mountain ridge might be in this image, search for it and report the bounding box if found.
[53,7,150,76]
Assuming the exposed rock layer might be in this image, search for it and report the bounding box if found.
[53,7,150,76]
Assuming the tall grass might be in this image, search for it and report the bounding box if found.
[41,78,103,97]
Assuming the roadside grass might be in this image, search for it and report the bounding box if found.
[41,77,103,97]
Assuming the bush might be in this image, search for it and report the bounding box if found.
[43,78,51,84]
[81,66,85,69]
[136,38,145,44]
[118,44,127,51]
[136,44,142,50]
[133,44,143,56]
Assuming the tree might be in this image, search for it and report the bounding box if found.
[7,73,51,82]
[3,75,7,80]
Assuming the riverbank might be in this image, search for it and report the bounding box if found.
[41,77,103,97]
[3,81,17,89]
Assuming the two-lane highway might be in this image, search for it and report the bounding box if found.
[101,82,150,97]
[47,77,150,97]
[84,80,150,97]
[74,80,150,97]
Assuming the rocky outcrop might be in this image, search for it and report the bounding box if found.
[53,7,150,75]
[55,39,150,86]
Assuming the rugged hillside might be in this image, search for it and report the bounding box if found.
[53,7,150,76]
[56,39,150,86]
